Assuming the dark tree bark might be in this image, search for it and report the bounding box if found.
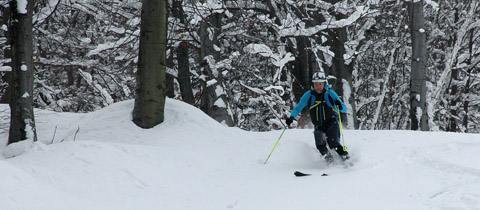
[328,27,359,129]
[1,3,12,104]
[292,36,310,93]
[408,0,429,131]
[166,73,175,98]
[177,41,194,104]
[166,50,175,98]
[291,37,313,126]
[199,13,233,126]
[172,0,194,104]
[463,30,475,131]
[8,0,38,144]
[322,0,359,129]
[133,0,167,128]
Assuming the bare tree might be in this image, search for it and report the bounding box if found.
[8,0,38,144]
[198,12,233,126]
[328,17,359,129]
[171,0,194,104]
[132,0,167,128]
[408,0,429,131]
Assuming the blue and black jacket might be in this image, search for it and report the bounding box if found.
[290,84,347,126]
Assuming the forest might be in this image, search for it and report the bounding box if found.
[1,0,479,140]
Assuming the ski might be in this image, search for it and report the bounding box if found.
[294,171,328,177]
[294,171,311,176]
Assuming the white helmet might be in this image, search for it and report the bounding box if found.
[312,72,327,83]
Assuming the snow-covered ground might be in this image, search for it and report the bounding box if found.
[1,99,479,210]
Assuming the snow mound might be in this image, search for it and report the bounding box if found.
[39,98,229,145]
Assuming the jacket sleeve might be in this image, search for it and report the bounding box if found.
[290,91,311,118]
[328,89,347,113]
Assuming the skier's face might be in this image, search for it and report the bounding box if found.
[314,82,324,93]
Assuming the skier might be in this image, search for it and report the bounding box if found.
[286,72,349,164]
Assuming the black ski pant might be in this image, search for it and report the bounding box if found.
[313,120,342,155]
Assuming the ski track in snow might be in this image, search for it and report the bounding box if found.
[0,99,479,210]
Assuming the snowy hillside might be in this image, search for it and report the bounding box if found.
[1,99,479,210]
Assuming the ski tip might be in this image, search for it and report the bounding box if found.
[294,171,311,177]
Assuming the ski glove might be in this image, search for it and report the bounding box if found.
[286,116,294,126]
[335,100,342,107]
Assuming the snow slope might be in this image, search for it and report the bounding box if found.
[1,99,479,210]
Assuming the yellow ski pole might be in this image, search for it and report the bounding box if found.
[264,127,287,164]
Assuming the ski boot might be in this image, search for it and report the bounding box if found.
[322,152,334,165]
[335,146,350,161]
[318,145,334,165]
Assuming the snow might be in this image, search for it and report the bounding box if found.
[34,0,60,25]
[264,85,285,96]
[21,64,27,71]
[109,27,126,34]
[240,82,266,95]
[272,52,294,77]
[22,92,30,98]
[3,138,34,158]
[87,42,116,57]
[243,43,273,57]
[0,66,12,72]
[1,24,7,31]
[78,69,114,105]
[207,27,214,41]
[206,79,217,87]
[342,79,354,129]
[419,28,425,33]
[416,107,423,128]
[321,35,328,43]
[214,98,226,108]
[189,13,202,25]
[215,85,225,97]
[3,118,35,158]
[424,0,439,10]
[243,44,294,83]
[16,0,28,14]
[126,17,141,27]
[279,6,368,37]
[81,37,92,44]
[1,99,480,210]
[213,44,221,52]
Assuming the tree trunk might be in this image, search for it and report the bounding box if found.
[331,27,358,129]
[408,0,429,131]
[166,50,175,98]
[463,30,474,132]
[1,3,12,104]
[294,36,310,89]
[199,13,233,126]
[132,0,167,128]
[8,0,38,144]
[447,67,459,132]
[177,41,194,104]
[165,72,175,98]
[322,0,359,129]
[288,36,310,112]
[171,0,194,104]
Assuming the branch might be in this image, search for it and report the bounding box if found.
[33,0,61,27]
